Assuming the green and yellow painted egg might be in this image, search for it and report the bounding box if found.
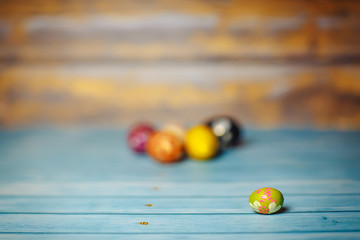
[249,187,284,214]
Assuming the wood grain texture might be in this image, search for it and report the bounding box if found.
[0,195,359,214]
[0,128,359,238]
[0,0,359,128]
[1,181,360,196]
[0,233,359,240]
[1,212,360,233]
[0,0,358,61]
[0,0,311,61]
[0,129,359,184]
[0,63,360,128]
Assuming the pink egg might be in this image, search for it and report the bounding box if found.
[127,123,155,153]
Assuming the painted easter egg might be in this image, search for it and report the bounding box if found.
[185,125,219,161]
[146,131,184,164]
[249,187,284,214]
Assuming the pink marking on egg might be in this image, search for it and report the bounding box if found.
[258,206,269,214]
[256,188,263,194]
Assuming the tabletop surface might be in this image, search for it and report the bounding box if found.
[0,128,360,239]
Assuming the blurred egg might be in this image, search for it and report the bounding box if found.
[127,123,155,153]
[146,131,184,164]
[161,123,186,144]
[205,116,242,148]
[185,125,219,160]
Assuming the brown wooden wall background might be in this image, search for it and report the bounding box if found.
[0,0,359,128]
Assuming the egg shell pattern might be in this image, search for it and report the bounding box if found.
[249,187,284,214]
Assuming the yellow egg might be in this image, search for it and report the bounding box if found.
[185,125,219,160]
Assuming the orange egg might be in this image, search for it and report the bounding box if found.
[146,131,184,163]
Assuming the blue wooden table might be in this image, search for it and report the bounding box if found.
[0,128,360,239]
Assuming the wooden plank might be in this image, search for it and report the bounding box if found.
[0,232,360,240]
[315,0,360,59]
[0,129,359,237]
[0,0,313,61]
[0,195,359,214]
[0,0,359,62]
[0,212,359,233]
[0,129,360,183]
[1,63,360,128]
[1,180,359,196]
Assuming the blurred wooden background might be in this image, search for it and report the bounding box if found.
[0,0,359,128]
